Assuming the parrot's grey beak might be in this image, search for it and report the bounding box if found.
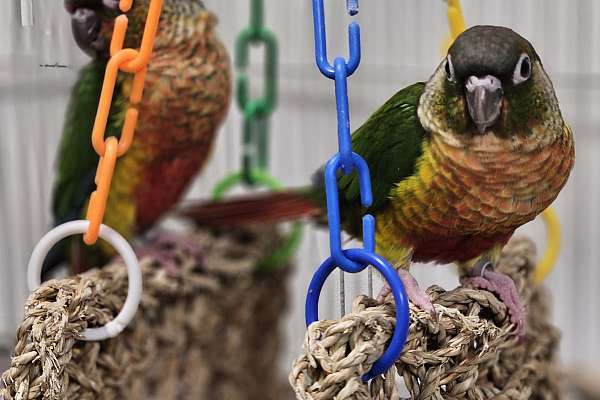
[465,75,503,134]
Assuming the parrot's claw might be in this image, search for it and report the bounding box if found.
[378,269,436,320]
[136,249,181,277]
[148,230,204,259]
[137,230,204,278]
[461,264,525,337]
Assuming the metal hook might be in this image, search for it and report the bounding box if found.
[312,0,361,79]
[346,0,359,16]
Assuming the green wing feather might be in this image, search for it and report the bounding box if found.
[317,82,427,236]
[52,61,125,225]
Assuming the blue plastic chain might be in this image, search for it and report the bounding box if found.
[306,0,410,382]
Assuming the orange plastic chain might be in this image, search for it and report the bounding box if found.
[84,0,163,245]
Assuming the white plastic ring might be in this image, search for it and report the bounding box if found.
[27,220,142,341]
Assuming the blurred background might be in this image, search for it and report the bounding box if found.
[0,0,599,385]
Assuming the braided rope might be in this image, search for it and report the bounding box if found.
[1,226,290,400]
[290,237,562,400]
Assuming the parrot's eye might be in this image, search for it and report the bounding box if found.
[513,53,531,85]
[445,56,456,82]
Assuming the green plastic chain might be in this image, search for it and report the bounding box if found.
[236,0,278,183]
[213,0,302,271]
[212,169,303,272]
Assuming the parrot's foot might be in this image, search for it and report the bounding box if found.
[137,230,204,277]
[378,269,436,318]
[461,261,524,336]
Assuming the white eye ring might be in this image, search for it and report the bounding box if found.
[513,53,532,85]
[445,55,456,82]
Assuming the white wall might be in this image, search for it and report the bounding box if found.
[1,0,599,377]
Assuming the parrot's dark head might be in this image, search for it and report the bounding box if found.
[65,0,120,59]
[65,0,207,59]
[419,25,564,142]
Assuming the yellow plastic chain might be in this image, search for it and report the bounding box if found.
[443,0,560,284]
[442,0,466,53]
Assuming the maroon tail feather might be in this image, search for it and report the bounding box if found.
[177,191,321,228]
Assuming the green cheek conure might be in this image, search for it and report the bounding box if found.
[44,0,231,276]
[181,25,575,335]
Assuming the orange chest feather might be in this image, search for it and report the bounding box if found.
[377,129,574,262]
[106,30,231,233]
[122,34,231,150]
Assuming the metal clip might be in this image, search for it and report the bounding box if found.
[346,0,359,16]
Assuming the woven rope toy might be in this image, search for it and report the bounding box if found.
[2,226,291,400]
[290,237,562,400]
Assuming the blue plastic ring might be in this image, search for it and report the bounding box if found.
[305,248,410,381]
